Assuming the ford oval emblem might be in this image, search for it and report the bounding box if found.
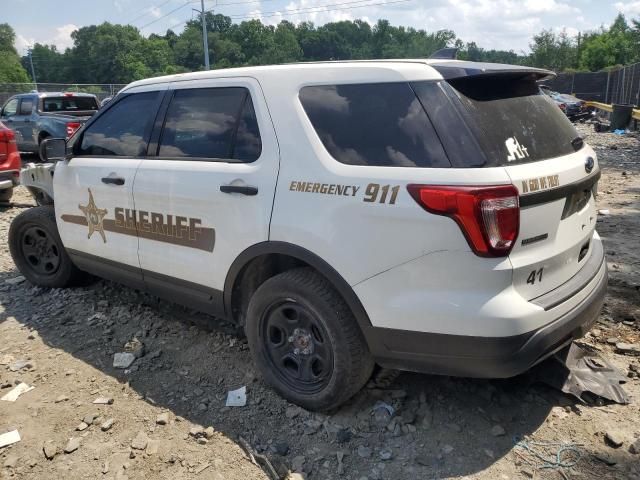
[585,157,594,173]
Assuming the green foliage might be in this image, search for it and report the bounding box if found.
[6,12,640,84]
[0,24,30,83]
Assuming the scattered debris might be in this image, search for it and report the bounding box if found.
[54,395,69,403]
[9,359,33,371]
[239,436,279,480]
[490,425,506,437]
[93,396,114,405]
[598,209,611,215]
[532,343,630,404]
[604,431,624,448]
[113,352,136,369]
[63,437,80,454]
[100,418,115,431]
[1,382,34,402]
[616,343,640,356]
[43,441,57,460]
[124,337,145,358]
[5,276,25,285]
[156,412,169,425]
[515,439,583,471]
[130,431,149,450]
[0,430,21,448]
[226,386,247,407]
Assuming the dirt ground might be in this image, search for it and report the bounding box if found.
[1,124,639,480]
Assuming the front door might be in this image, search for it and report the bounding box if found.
[132,77,279,314]
[54,86,165,287]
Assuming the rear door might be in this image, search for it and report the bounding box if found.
[132,77,279,314]
[13,97,37,150]
[54,85,165,287]
[429,69,600,300]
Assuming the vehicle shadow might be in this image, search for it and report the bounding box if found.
[2,263,636,480]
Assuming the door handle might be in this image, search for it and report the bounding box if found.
[220,184,258,196]
[101,176,125,186]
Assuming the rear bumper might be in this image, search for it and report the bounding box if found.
[363,247,607,378]
[0,170,19,190]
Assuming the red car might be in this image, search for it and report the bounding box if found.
[0,121,21,202]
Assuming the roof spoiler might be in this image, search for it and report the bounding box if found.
[429,48,458,60]
[429,61,556,81]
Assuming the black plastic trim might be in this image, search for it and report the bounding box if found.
[520,170,600,207]
[531,237,605,310]
[67,249,224,317]
[366,261,607,378]
[224,241,373,330]
[429,61,554,81]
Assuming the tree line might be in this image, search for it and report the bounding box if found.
[1,12,639,85]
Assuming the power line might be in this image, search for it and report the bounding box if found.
[127,0,175,25]
[227,0,412,20]
[139,0,195,30]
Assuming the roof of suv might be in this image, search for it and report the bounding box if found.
[124,59,553,92]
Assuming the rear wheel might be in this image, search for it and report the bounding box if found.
[9,206,85,287]
[246,267,374,411]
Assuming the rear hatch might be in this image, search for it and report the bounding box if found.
[424,63,600,300]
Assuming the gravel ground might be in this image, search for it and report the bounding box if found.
[1,125,639,480]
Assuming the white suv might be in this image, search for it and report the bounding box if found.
[11,60,607,410]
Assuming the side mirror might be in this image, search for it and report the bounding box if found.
[40,138,68,162]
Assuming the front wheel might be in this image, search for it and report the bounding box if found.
[9,206,85,288]
[246,267,374,411]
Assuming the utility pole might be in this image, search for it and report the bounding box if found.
[200,0,210,70]
[28,47,38,91]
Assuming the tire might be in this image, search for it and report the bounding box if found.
[9,206,85,288]
[246,267,374,411]
[0,188,13,202]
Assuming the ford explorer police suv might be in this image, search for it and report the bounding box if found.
[10,60,607,411]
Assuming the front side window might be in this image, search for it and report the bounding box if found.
[299,83,450,168]
[158,87,261,162]
[77,91,160,157]
[2,98,19,117]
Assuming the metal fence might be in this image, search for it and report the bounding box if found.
[544,62,640,106]
[0,83,127,106]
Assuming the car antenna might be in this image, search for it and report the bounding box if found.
[428,48,459,60]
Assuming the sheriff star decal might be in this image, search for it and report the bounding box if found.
[78,188,108,243]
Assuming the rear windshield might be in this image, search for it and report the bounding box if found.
[43,96,99,113]
[440,75,580,166]
[299,83,450,168]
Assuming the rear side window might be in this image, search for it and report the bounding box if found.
[43,96,98,112]
[158,87,262,162]
[77,91,160,157]
[19,99,34,115]
[299,83,450,168]
[440,75,580,166]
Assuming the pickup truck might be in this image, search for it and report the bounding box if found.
[0,92,98,160]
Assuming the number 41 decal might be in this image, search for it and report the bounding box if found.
[527,268,544,285]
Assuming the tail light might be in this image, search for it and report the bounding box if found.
[66,122,81,138]
[407,184,520,257]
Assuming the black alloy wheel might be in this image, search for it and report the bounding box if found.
[261,299,334,395]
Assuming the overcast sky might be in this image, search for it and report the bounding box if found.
[7,0,640,55]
